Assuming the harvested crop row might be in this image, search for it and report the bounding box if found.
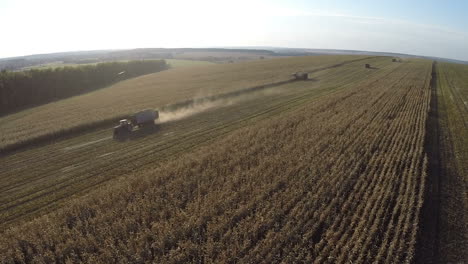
[0,60,432,263]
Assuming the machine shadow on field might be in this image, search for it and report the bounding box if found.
[114,125,161,142]
[415,61,440,263]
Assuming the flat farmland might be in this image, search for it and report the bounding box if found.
[165,59,215,68]
[0,56,440,263]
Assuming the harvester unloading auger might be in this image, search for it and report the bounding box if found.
[113,109,159,140]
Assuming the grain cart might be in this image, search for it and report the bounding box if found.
[292,72,309,80]
[113,109,159,139]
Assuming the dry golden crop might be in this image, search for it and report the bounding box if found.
[0,59,433,263]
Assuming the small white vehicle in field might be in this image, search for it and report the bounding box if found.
[113,109,159,140]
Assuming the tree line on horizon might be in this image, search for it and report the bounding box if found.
[0,60,168,115]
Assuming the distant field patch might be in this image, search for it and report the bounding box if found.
[166,59,215,68]
[22,59,214,71]
[21,61,98,70]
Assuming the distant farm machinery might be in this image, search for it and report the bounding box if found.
[113,109,159,140]
[292,72,309,80]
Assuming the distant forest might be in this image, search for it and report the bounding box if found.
[0,60,168,115]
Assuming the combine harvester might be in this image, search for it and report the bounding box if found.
[113,109,159,140]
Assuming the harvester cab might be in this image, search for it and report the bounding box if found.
[113,119,133,139]
[119,119,133,128]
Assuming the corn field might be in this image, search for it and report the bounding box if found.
[0,59,434,263]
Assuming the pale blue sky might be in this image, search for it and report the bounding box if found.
[1,0,467,60]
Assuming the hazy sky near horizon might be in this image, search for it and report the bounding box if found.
[1,0,468,60]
